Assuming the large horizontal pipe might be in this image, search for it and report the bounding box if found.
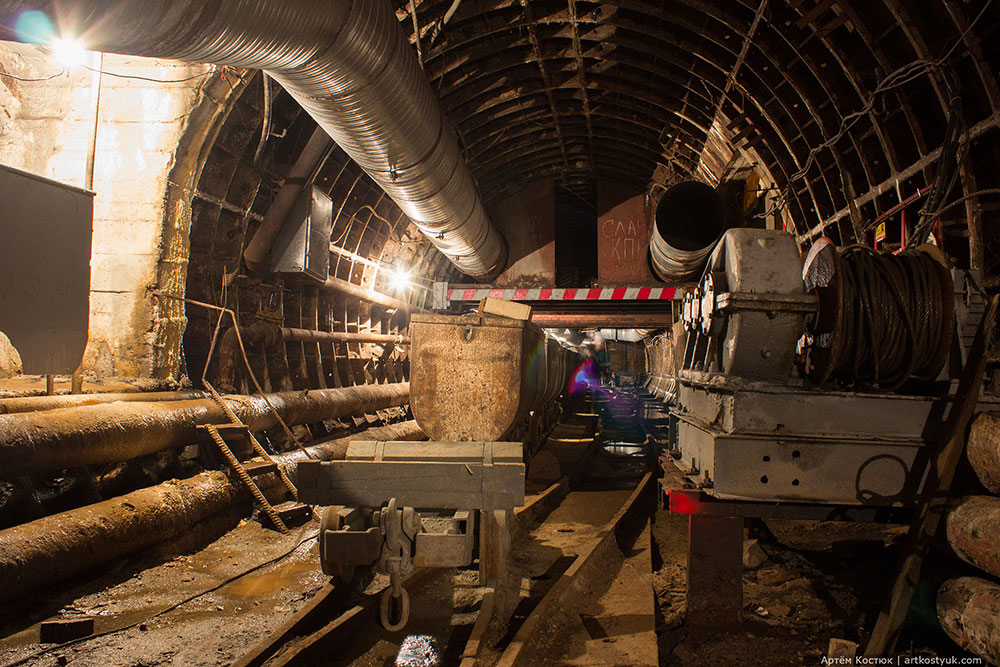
[0,390,211,414]
[0,382,410,477]
[17,0,507,278]
[937,576,1000,664]
[0,420,424,604]
[649,181,727,282]
[944,495,1000,579]
[323,275,425,314]
[966,411,1000,494]
[281,327,410,346]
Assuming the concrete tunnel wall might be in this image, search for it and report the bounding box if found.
[0,41,212,379]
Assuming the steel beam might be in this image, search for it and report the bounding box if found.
[529,311,673,329]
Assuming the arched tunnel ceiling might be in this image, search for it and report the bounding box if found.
[391,0,1000,259]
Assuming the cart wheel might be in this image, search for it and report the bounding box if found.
[319,506,355,583]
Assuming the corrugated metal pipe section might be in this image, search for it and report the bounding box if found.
[34,0,507,279]
[649,181,728,282]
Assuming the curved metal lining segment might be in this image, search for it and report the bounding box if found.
[45,0,506,279]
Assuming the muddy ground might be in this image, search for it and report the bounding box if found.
[652,507,977,666]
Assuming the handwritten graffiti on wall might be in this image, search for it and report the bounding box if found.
[601,218,641,261]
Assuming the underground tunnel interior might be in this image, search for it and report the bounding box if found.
[0,1,999,665]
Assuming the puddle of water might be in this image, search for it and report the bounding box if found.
[224,561,317,600]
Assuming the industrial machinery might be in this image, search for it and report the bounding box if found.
[670,228,997,506]
[297,310,579,629]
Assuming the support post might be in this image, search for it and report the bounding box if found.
[686,514,743,627]
[480,508,512,585]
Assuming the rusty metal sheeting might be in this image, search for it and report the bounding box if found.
[323,275,423,313]
[967,412,1000,494]
[937,576,1000,664]
[945,495,1000,579]
[409,312,577,442]
[0,382,410,476]
[281,327,410,346]
[0,420,423,603]
[0,390,211,414]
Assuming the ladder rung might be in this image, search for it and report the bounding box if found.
[242,459,279,478]
[273,501,312,522]
[207,423,252,434]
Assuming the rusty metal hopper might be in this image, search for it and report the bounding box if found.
[409,312,571,442]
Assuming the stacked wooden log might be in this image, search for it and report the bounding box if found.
[938,411,1000,661]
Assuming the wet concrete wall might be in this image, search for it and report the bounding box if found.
[0,41,210,379]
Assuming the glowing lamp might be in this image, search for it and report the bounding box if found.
[49,37,87,69]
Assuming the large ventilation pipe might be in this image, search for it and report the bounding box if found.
[21,0,507,279]
[649,181,728,282]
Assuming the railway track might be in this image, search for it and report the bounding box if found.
[234,390,659,667]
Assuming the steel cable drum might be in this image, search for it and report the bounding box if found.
[649,181,728,282]
[803,241,954,390]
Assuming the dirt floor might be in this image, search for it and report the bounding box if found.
[651,506,978,666]
[0,518,329,667]
[0,494,980,667]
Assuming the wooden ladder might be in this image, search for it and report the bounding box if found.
[200,398,310,534]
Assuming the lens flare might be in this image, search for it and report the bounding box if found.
[13,10,55,45]
[569,360,606,395]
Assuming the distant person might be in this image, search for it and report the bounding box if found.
[592,333,612,385]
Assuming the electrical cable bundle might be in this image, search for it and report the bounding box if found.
[828,246,953,391]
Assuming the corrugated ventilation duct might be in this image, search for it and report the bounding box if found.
[27,0,507,279]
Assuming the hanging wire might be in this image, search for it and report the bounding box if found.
[150,290,314,458]
[0,67,65,81]
[756,0,994,223]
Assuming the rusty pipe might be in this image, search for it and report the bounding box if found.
[944,495,1000,580]
[937,576,1000,664]
[17,0,507,279]
[0,390,211,414]
[0,420,424,604]
[966,411,1000,494]
[216,321,283,391]
[281,327,409,346]
[216,321,408,388]
[323,275,425,313]
[0,382,410,477]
